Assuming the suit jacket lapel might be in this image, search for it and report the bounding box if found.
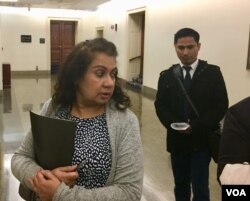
[192,60,208,82]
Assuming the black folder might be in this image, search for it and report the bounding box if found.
[30,111,76,170]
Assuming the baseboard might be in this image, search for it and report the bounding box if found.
[117,77,127,88]
[141,85,156,100]
[11,70,50,78]
[118,77,156,100]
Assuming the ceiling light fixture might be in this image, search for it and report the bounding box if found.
[0,0,18,2]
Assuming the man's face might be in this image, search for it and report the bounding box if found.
[174,36,200,65]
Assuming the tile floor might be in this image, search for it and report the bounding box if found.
[0,74,221,201]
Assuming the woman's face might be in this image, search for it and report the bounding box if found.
[76,53,117,107]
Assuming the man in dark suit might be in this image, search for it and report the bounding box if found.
[218,96,250,183]
[154,28,228,201]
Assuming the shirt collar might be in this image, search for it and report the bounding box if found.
[181,59,199,71]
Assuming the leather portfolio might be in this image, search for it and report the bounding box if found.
[30,111,76,170]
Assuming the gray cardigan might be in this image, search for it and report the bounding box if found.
[11,99,143,201]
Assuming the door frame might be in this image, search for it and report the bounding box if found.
[126,7,146,85]
[96,26,104,38]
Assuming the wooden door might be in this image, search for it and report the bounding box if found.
[50,21,75,74]
[2,63,11,88]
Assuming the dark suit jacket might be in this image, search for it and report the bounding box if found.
[154,60,229,154]
[217,97,250,178]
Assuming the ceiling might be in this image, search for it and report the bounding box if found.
[0,0,111,10]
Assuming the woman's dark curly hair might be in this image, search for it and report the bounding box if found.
[52,38,130,110]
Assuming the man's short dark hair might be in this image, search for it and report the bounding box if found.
[174,28,200,44]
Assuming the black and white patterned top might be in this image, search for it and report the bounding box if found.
[55,107,112,189]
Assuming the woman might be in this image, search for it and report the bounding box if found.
[217,96,250,184]
[11,38,143,201]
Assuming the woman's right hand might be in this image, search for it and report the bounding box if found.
[52,165,79,187]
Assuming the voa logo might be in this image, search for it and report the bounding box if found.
[226,189,246,197]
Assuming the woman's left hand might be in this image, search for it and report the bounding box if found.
[51,165,79,187]
[29,170,61,201]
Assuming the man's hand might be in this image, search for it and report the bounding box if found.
[178,125,192,134]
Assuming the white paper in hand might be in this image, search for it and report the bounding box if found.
[170,122,190,131]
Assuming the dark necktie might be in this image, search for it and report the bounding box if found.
[183,66,192,121]
[183,65,192,91]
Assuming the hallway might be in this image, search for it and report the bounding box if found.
[0,75,221,201]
